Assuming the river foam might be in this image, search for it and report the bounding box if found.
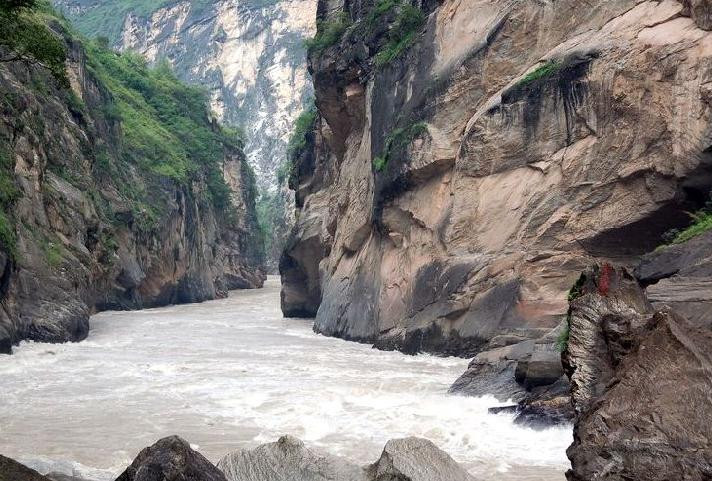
[0,277,571,480]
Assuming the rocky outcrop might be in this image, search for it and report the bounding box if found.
[281,0,712,358]
[217,435,475,481]
[564,263,712,480]
[116,436,227,481]
[0,23,265,354]
[636,229,712,326]
[366,437,475,481]
[449,320,572,427]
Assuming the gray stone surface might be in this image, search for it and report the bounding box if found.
[367,437,476,481]
[217,435,366,481]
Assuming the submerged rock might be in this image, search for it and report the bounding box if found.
[450,322,573,427]
[115,436,227,481]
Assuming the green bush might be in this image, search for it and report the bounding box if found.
[661,190,712,245]
[305,13,351,54]
[517,60,562,87]
[374,4,425,67]
[556,321,569,353]
[373,121,428,172]
[287,105,317,159]
[44,241,63,268]
[670,211,712,244]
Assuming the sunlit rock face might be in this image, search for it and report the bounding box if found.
[55,0,317,191]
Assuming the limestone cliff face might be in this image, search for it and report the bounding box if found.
[54,0,317,191]
[0,31,265,354]
[282,0,712,356]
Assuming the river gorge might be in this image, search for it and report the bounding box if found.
[0,278,570,481]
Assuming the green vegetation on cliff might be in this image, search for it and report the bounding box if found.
[661,191,712,245]
[54,0,213,45]
[0,1,251,252]
[305,13,351,54]
[517,60,562,87]
[86,45,238,216]
[278,105,317,185]
[373,122,427,172]
[374,4,425,67]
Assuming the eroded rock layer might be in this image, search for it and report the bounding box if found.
[282,0,712,356]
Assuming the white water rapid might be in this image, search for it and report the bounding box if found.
[0,277,571,480]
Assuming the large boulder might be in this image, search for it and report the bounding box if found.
[115,436,227,481]
[217,435,367,481]
[0,455,52,481]
[564,264,712,480]
[366,438,475,481]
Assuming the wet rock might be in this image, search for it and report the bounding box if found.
[450,321,573,427]
[217,435,367,481]
[115,436,227,481]
[367,437,476,481]
[0,455,51,481]
[564,263,712,480]
[218,436,474,481]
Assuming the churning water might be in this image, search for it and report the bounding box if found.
[0,277,571,480]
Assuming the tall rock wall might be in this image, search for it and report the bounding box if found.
[282,0,712,356]
[0,24,265,354]
[54,0,317,192]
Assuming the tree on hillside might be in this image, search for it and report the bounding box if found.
[0,0,67,84]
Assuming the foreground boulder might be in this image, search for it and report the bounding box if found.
[115,436,227,481]
[366,438,475,481]
[564,264,712,480]
[217,435,366,481]
[0,455,51,481]
[217,436,475,481]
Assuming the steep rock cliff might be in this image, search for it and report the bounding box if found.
[53,0,317,271]
[54,0,316,190]
[282,0,712,356]
[0,20,264,354]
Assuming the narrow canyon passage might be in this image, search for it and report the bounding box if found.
[0,278,570,480]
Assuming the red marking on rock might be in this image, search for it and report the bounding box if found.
[598,263,613,296]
